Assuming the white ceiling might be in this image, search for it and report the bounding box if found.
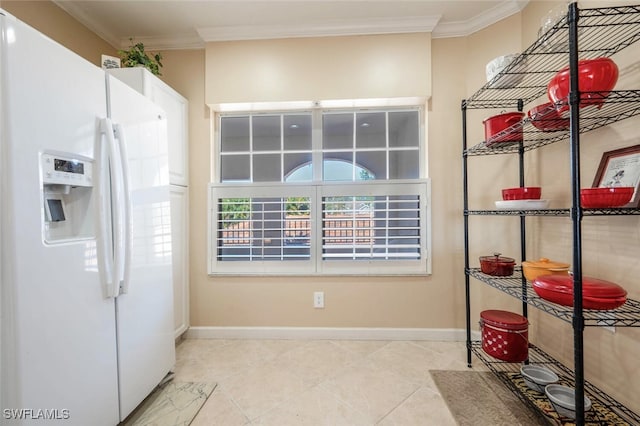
[53,0,529,50]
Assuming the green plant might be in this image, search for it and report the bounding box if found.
[118,39,163,76]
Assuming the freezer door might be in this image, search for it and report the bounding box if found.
[0,12,120,425]
[106,75,176,421]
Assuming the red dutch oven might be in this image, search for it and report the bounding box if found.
[480,310,528,362]
[483,111,524,146]
[532,275,627,310]
[479,253,516,276]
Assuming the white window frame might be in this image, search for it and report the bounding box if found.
[209,106,431,276]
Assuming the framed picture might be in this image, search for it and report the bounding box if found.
[101,54,120,70]
[592,143,640,208]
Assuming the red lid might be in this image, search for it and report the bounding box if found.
[480,310,528,328]
[533,275,627,299]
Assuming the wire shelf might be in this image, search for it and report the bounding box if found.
[464,91,640,156]
[467,268,640,327]
[465,5,640,109]
[465,208,640,216]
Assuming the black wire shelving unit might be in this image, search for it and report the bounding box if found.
[462,3,640,425]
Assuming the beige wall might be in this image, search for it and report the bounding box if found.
[5,0,640,414]
[205,33,431,106]
[1,1,116,66]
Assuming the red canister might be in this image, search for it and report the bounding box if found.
[480,310,528,362]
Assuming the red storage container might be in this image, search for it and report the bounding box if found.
[480,310,529,362]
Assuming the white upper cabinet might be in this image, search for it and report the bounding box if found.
[108,67,189,186]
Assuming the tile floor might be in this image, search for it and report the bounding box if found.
[174,338,489,425]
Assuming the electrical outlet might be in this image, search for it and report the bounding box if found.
[313,291,324,308]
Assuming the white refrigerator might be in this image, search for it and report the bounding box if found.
[0,10,175,425]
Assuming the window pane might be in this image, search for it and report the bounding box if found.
[355,151,385,180]
[284,114,312,151]
[221,116,250,152]
[253,153,281,182]
[284,153,312,182]
[253,115,281,151]
[221,154,250,182]
[323,113,353,150]
[389,150,419,179]
[216,196,311,261]
[389,111,419,148]
[356,112,386,148]
[323,153,353,181]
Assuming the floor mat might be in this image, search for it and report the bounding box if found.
[122,381,217,426]
[430,370,546,426]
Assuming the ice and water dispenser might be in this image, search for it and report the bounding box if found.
[41,152,94,243]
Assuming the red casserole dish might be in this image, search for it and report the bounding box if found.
[532,275,627,310]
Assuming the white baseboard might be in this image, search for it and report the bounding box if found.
[185,326,482,341]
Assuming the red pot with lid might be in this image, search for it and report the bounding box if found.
[480,310,529,362]
[532,275,627,310]
[479,253,516,276]
[483,111,524,146]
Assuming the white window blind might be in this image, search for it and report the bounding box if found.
[209,181,430,275]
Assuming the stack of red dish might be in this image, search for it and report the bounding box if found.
[532,275,627,310]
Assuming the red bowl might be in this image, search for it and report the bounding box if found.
[547,57,619,112]
[580,187,634,208]
[502,187,542,200]
[527,102,570,131]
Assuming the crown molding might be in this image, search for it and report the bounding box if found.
[54,1,530,50]
[432,0,529,39]
[197,15,441,42]
[118,34,205,51]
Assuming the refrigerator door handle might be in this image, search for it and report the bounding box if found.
[113,123,132,294]
[98,118,118,298]
[102,117,127,298]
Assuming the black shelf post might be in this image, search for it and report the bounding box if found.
[568,2,586,424]
[462,99,472,368]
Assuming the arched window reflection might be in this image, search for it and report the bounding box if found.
[285,159,375,182]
